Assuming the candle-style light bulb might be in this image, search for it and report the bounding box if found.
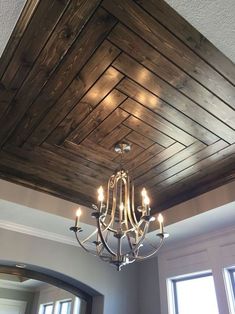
[141,188,147,198]
[141,188,150,207]
[144,195,150,206]
[75,208,82,227]
[120,202,124,211]
[98,186,104,202]
[158,213,164,234]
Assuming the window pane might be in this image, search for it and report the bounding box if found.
[43,304,53,314]
[173,274,219,314]
[59,300,72,314]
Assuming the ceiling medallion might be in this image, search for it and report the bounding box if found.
[70,142,169,270]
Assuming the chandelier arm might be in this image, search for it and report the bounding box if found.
[131,181,138,225]
[81,228,98,244]
[101,175,118,231]
[134,238,165,261]
[126,233,137,257]
[96,217,117,257]
[125,181,139,230]
[96,234,112,260]
[100,219,116,233]
[126,221,150,255]
[103,177,111,216]
[74,231,99,257]
[75,230,112,260]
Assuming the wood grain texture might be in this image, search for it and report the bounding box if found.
[117,78,218,145]
[134,0,235,85]
[114,54,235,143]
[0,0,40,78]
[6,8,116,147]
[26,40,120,148]
[103,0,235,105]
[0,0,234,210]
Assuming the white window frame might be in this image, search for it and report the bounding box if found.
[39,302,54,314]
[167,271,218,314]
[55,298,72,314]
[224,267,235,314]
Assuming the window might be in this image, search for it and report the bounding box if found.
[224,267,235,312]
[58,300,72,314]
[42,303,53,314]
[228,268,235,299]
[170,272,219,314]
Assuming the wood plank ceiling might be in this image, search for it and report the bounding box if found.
[0,0,234,211]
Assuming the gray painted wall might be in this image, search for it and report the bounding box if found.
[138,257,161,314]
[0,287,35,314]
[0,228,139,314]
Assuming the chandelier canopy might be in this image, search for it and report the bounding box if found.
[70,142,169,270]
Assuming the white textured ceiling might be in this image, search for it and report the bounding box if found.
[165,0,235,63]
[0,0,26,56]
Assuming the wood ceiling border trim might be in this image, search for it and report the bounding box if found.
[0,0,71,119]
[155,153,235,211]
[155,144,235,193]
[147,140,228,188]
[0,0,40,78]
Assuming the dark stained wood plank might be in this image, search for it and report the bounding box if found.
[109,24,234,114]
[135,140,206,185]
[5,145,103,189]
[134,0,235,84]
[33,146,108,184]
[0,8,117,147]
[121,98,195,146]
[125,143,164,171]
[63,140,119,170]
[0,147,97,199]
[87,108,129,144]
[25,40,120,148]
[155,141,232,191]
[123,116,174,148]
[110,24,235,130]
[114,54,235,144]
[69,89,127,144]
[145,140,228,188]
[47,67,123,145]
[0,0,233,212]
[0,0,70,116]
[42,142,112,177]
[117,78,218,145]
[126,131,154,149]
[154,146,235,211]
[3,0,102,146]
[131,142,185,178]
[102,0,235,105]
[0,161,95,207]
[0,0,40,78]
[99,124,131,148]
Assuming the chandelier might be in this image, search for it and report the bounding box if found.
[70,142,169,270]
